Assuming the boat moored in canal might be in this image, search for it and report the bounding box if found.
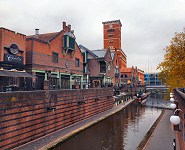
[137,92,150,104]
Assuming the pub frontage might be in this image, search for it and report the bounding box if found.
[0,27,33,92]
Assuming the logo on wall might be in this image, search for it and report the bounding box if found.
[8,44,21,55]
[4,54,23,64]
[9,44,19,54]
[4,43,23,55]
[3,43,23,64]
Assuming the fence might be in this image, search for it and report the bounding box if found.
[174,88,185,149]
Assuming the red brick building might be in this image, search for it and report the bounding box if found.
[0,28,33,91]
[102,20,127,73]
[110,50,121,86]
[103,20,145,88]
[26,22,83,90]
[79,45,115,88]
[120,66,144,92]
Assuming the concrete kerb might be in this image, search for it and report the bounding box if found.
[136,109,165,150]
[40,99,135,150]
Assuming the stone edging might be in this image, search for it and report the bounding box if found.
[136,109,165,150]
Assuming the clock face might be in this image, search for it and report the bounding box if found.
[9,44,19,55]
[65,60,70,68]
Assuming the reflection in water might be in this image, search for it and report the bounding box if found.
[146,93,171,108]
[54,104,162,150]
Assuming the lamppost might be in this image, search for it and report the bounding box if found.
[170,93,179,109]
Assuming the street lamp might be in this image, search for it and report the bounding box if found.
[170,103,177,109]
[170,108,182,150]
[170,109,185,141]
[170,94,178,110]
[170,97,175,102]
[170,115,180,125]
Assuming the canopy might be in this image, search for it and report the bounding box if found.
[0,70,34,78]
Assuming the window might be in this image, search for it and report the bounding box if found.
[63,33,75,50]
[52,52,58,63]
[100,61,106,73]
[109,40,113,44]
[108,34,114,37]
[75,58,80,67]
[83,53,86,63]
[107,28,115,32]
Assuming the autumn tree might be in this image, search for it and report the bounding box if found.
[157,29,185,91]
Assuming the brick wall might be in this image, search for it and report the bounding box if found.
[103,22,122,50]
[0,88,114,149]
[0,28,26,64]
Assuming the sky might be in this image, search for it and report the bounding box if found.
[0,0,185,73]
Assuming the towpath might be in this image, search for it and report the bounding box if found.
[143,109,176,150]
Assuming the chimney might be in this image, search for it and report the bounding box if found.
[63,22,66,30]
[68,24,71,31]
[35,28,39,36]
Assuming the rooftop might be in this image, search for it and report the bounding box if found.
[102,20,122,26]
[26,32,60,43]
[91,49,107,58]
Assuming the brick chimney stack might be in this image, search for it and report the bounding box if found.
[63,22,66,30]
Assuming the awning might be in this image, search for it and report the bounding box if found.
[0,70,10,77]
[0,70,34,78]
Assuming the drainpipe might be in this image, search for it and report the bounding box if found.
[58,71,61,89]
[70,75,72,89]
[44,72,47,80]
[80,75,83,89]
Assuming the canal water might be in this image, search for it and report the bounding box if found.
[145,93,171,109]
[54,94,165,150]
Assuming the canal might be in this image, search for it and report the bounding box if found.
[53,94,167,150]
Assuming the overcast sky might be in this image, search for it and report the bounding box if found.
[1,0,185,72]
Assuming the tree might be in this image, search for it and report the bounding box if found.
[157,29,185,91]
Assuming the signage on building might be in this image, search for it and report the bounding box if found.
[9,44,19,55]
[4,53,23,64]
[0,61,25,69]
[4,44,23,55]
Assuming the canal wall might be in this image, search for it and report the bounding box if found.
[0,88,114,150]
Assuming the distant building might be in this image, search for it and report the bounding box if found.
[144,73,163,86]
[121,66,144,86]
